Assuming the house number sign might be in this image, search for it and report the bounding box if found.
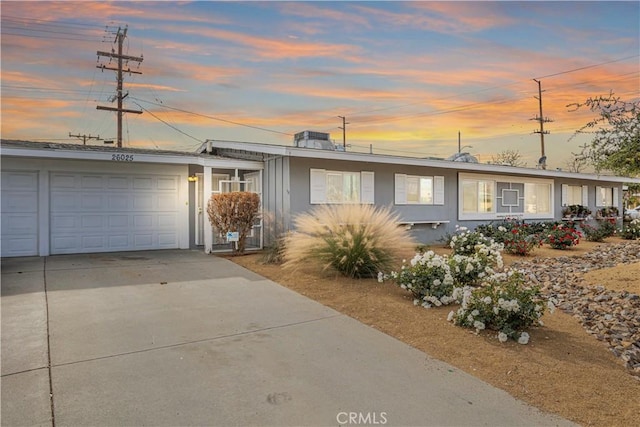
[111,154,135,162]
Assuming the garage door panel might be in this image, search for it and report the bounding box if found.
[80,194,104,210]
[157,194,177,209]
[81,175,104,188]
[108,215,129,228]
[81,215,104,228]
[2,213,38,233]
[108,176,129,189]
[3,171,38,188]
[51,174,77,188]
[158,233,178,246]
[1,171,39,257]
[133,195,153,210]
[2,193,37,212]
[109,235,130,248]
[157,178,177,190]
[49,172,180,254]
[133,177,153,190]
[50,192,78,211]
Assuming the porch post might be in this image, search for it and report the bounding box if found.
[203,166,213,253]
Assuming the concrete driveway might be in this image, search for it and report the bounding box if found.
[1,250,576,427]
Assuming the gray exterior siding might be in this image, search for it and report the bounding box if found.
[262,156,290,245]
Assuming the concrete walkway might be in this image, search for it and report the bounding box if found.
[1,250,576,426]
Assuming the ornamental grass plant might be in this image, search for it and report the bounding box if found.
[282,204,416,279]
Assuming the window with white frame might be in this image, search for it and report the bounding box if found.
[310,169,374,204]
[561,184,588,206]
[462,178,494,214]
[596,186,618,207]
[394,174,444,205]
[459,173,553,220]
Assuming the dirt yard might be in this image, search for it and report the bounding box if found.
[229,238,640,427]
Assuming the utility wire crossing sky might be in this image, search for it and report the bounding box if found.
[1,1,639,170]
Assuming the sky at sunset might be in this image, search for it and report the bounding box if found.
[1,1,639,171]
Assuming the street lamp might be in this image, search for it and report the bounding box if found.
[459,145,472,153]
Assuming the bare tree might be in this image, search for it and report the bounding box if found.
[490,149,526,167]
[564,156,588,173]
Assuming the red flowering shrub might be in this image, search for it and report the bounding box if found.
[502,224,543,256]
[545,224,582,249]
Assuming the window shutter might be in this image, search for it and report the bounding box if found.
[561,184,568,206]
[361,171,375,204]
[394,174,407,205]
[309,169,326,204]
[582,185,589,206]
[613,187,619,207]
[595,186,603,207]
[434,176,445,205]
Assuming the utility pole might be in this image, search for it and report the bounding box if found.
[96,26,143,148]
[531,79,553,169]
[458,131,461,152]
[338,116,349,150]
[69,133,101,145]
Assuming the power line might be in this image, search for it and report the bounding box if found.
[132,102,204,143]
[342,54,640,124]
[130,97,294,136]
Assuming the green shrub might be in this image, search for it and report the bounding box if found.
[282,204,416,279]
[260,240,284,264]
[448,270,550,344]
[580,219,616,242]
[621,219,640,240]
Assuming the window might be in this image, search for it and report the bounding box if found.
[462,178,494,213]
[525,183,551,214]
[459,173,553,220]
[310,169,374,204]
[596,186,618,207]
[395,174,444,205]
[561,184,587,206]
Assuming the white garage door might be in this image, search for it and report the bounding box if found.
[1,171,39,257]
[50,172,180,254]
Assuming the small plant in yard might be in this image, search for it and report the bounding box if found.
[282,204,416,279]
[448,270,551,344]
[207,192,261,254]
[580,220,616,242]
[383,251,457,308]
[621,218,640,240]
[545,223,582,249]
[449,226,504,257]
[448,253,498,287]
[500,223,543,256]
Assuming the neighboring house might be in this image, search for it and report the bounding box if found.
[2,138,639,258]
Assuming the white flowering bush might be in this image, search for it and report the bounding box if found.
[621,218,640,240]
[447,227,503,287]
[448,270,551,344]
[449,226,504,258]
[385,251,458,308]
[448,254,493,287]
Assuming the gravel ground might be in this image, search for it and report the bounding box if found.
[512,242,640,376]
